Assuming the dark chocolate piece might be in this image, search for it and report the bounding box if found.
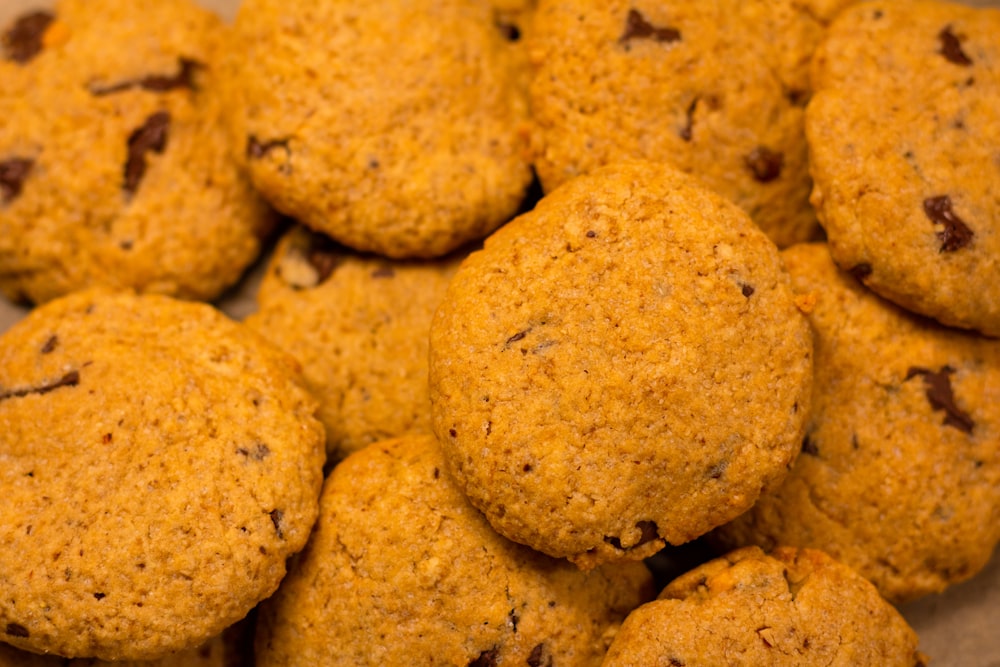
[619,8,681,45]
[938,25,972,66]
[905,366,974,434]
[923,195,973,252]
[744,146,783,183]
[124,112,170,195]
[90,58,201,96]
[0,157,33,203]
[269,509,285,539]
[5,623,29,638]
[0,370,80,403]
[3,10,54,64]
[468,648,499,667]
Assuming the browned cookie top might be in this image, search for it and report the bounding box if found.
[807,0,1000,335]
[604,546,925,666]
[255,434,654,666]
[230,0,533,259]
[713,243,1000,603]
[0,290,324,660]
[429,161,812,568]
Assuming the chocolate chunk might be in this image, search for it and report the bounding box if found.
[5,623,29,638]
[527,644,552,667]
[905,366,974,434]
[3,11,54,64]
[246,135,290,160]
[468,648,499,667]
[0,370,80,403]
[93,592,106,600]
[269,509,285,539]
[124,112,170,195]
[495,20,520,42]
[680,97,697,141]
[741,284,755,298]
[744,146,783,183]
[923,195,974,252]
[0,157,33,203]
[619,8,681,45]
[938,25,972,66]
[505,330,528,346]
[40,335,58,354]
[801,435,819,457]
[848,263,872,281]
[90,58,201,96]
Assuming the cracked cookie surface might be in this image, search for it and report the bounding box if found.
[528,0,858,248]
[246,226,465,460]
[0,290,324,660]
[0,0,272,305]
[255,433,654,666]
[807,0,1000,335]
[429,161,812,568]
[712,243,1000,603]
[603,546,924,666]
[230,0,533,258]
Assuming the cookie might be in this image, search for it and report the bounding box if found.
[0,290,325,660]
[0,0,273,305]
[712,243,1000,603]
[246,225,465,460]
[603,546,925,666]
[428,161,813,568]
[807,0,1000,335]
[527,0,857,248]
[255,433,655,666]
[229,0,533,259]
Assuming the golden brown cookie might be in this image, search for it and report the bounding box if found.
[0,290,325,660]
[712,243,1000,603]
[246,225,465,460]
[603,546,926,666]
[229,0,533,258]
[527,0,857,248]
[807,0,1000,335]
[0,0,273,305]
[429,161,813,569]
[255,433,654,666]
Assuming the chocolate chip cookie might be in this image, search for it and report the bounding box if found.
[807,0,1000,335]
[604,546,926,666]
[528,0,857,248]
[0,289,325,660]
[255,433,654,666]
[713,243,1000,603]
[0,0,273,305]
[246,225,465,460]
[429,161,813,569]
[229,0,533,258]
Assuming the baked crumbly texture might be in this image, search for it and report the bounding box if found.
[807,0,1000,335]
[0,290,325,660]
[712,243,1000,603]
[255,434,655,666]
[229,0,534,259]
[0,0,273,305]
[527,0,858,248]
[429,161,813,569]
[603,546,926,666]
[246,225,464,460]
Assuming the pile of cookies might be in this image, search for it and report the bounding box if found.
[1,0,997,664]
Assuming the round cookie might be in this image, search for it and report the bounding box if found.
[254,433,655,666]
[603,546,925,666]
[246,225,465,460]
[0,290,325,660]
[229,0,533,259]
[712,243,1000,603]
[527,0,857,248]
[428,161,813,568]
[0,0,273,305]
[807,0,1000,335]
